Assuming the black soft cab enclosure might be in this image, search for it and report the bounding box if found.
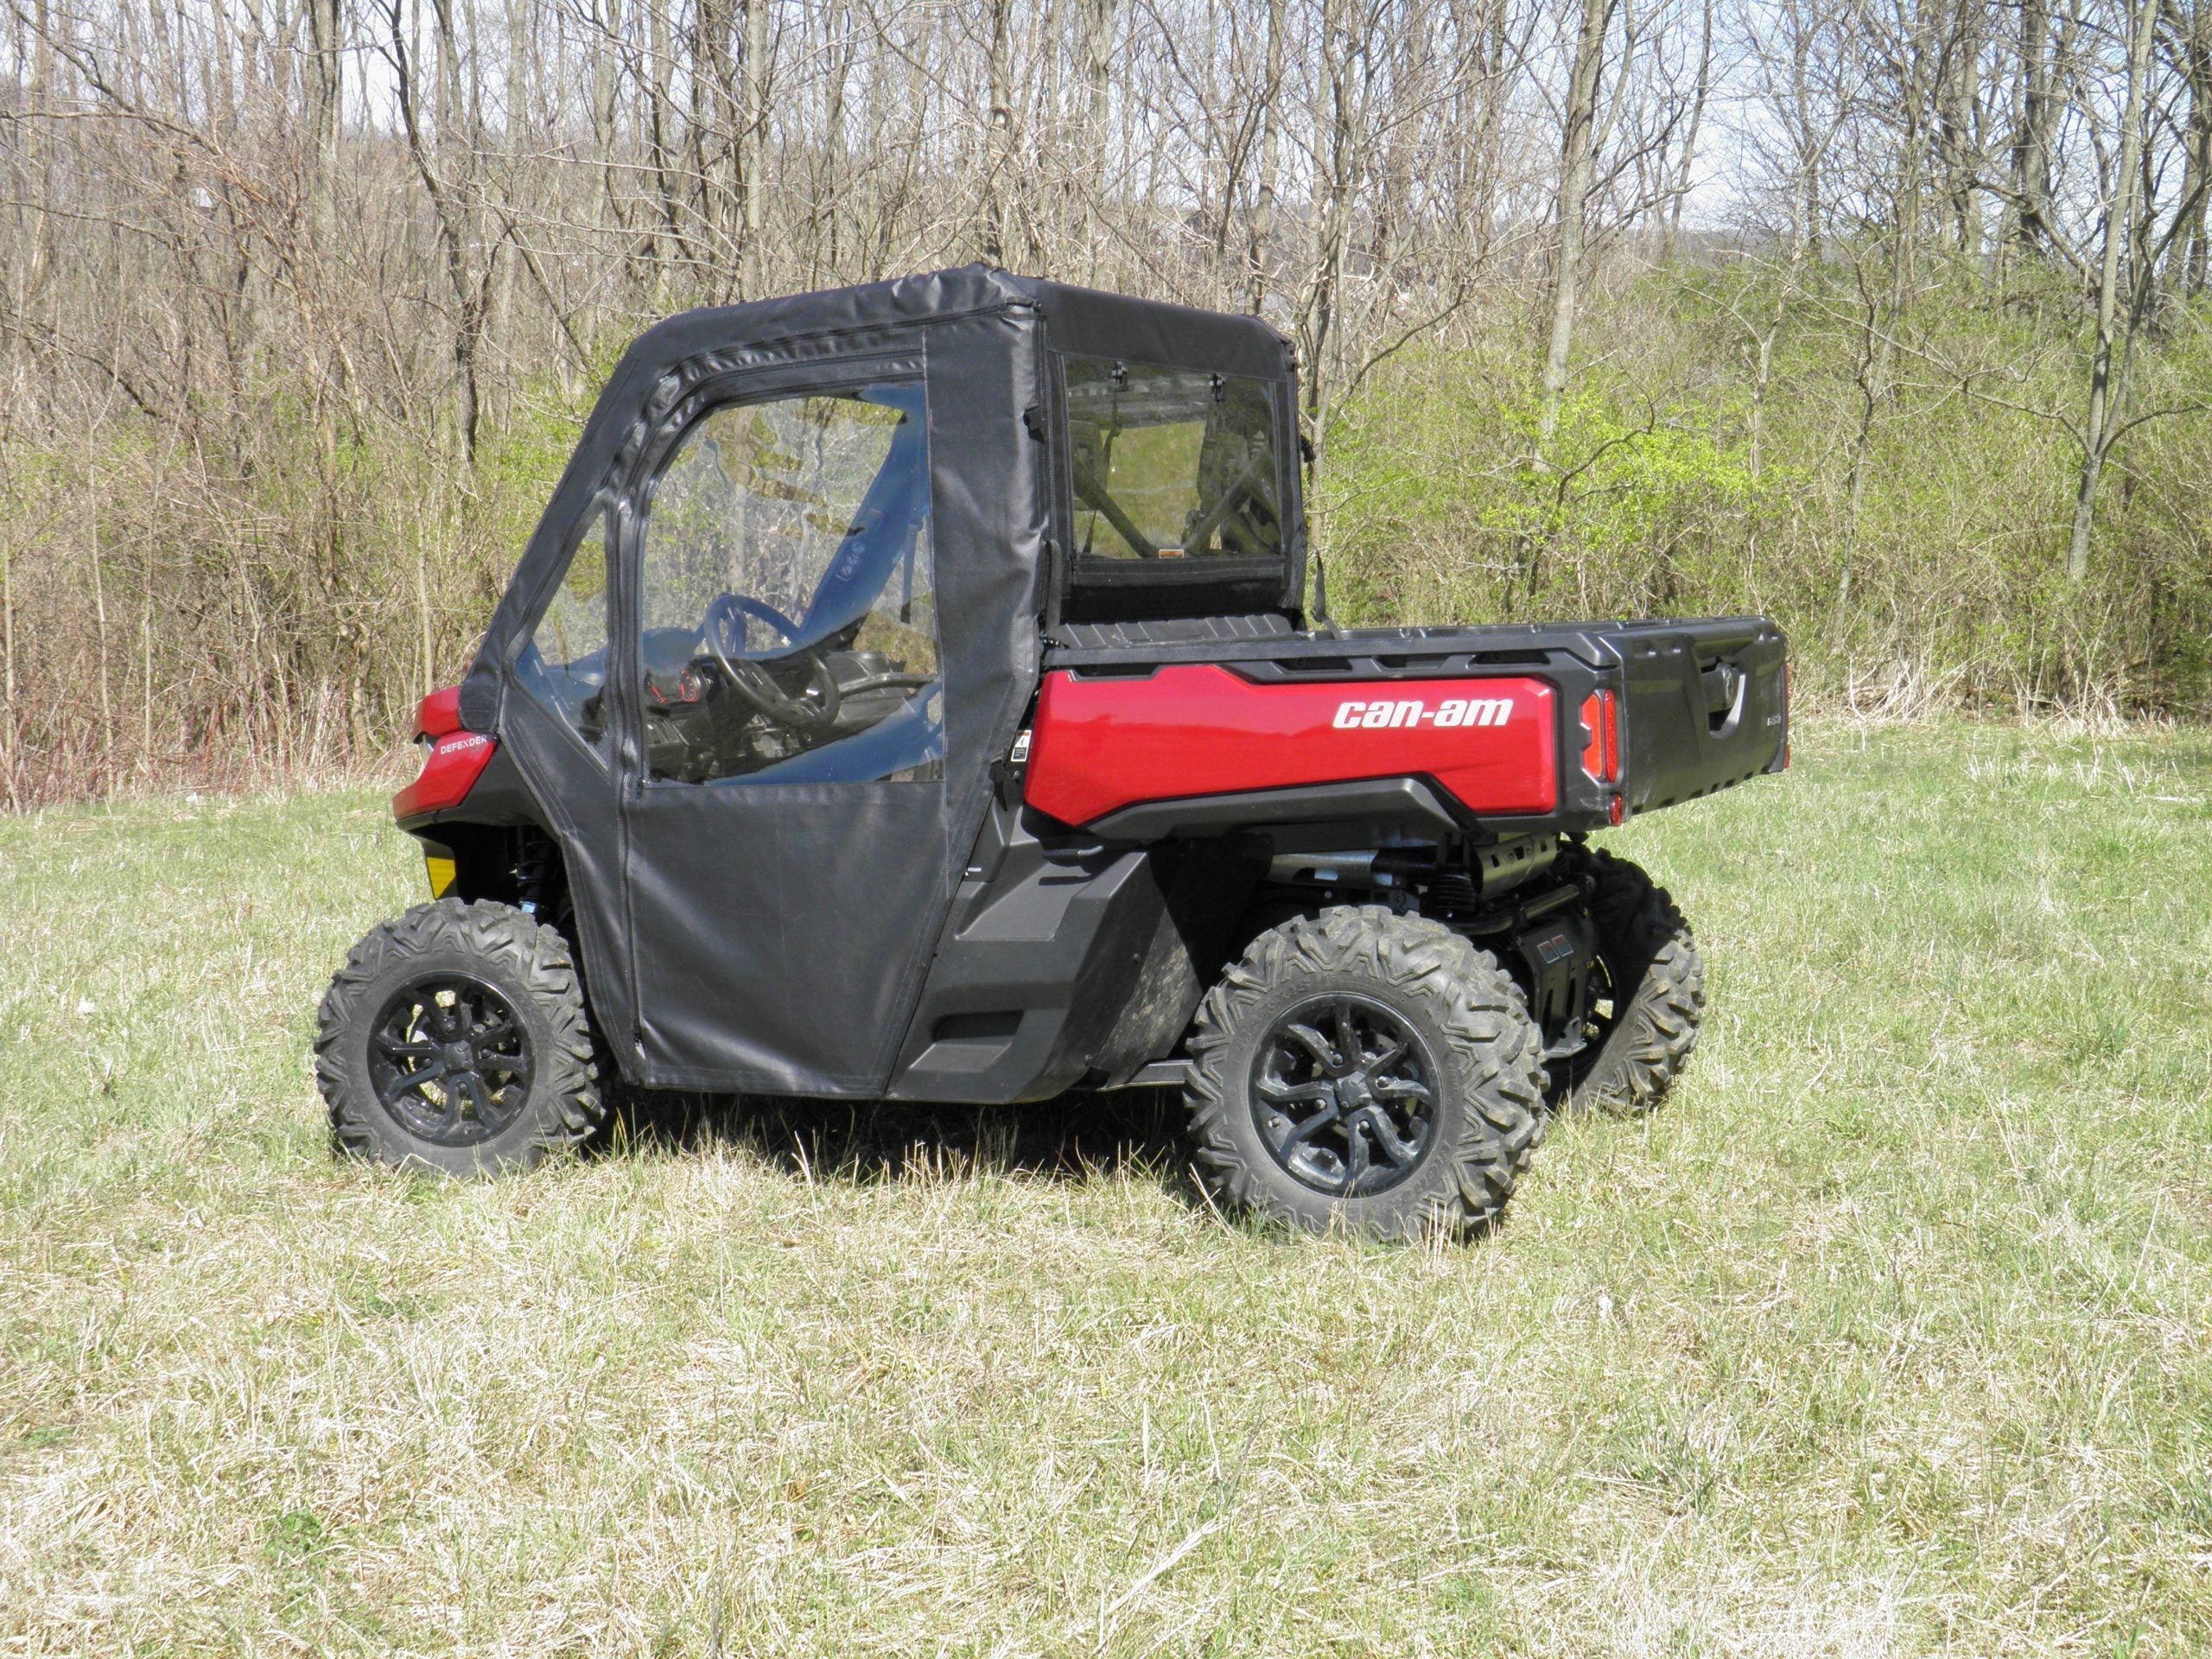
[445,266,1304,1097]
[321,265,1787,1243]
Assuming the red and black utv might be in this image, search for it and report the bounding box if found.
[318,267,1787,1238]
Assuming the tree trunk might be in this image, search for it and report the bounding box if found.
[817,0,853,276]
[1302,0,1364,434]
[1790,16,1822,263]
[1936,0,1985,254]
[2175,0,2212,292]
[1247,0,1285,313]
[90,492,111,774]
[304,0,342,244]
[739,0,770,294]
[982,0,1014,264]
[690,0,726,258]
[499,0,527,343]
[1084,0,1118,277]
[2008,0,2062,257]
[593,0,626,289]
[2067,0,2156,585]
[1667,0,1714,259]
[384,0,486,463]
[1540,0,1615,447]
[646,0,683,295]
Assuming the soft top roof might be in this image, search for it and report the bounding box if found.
[612,264,1296,385]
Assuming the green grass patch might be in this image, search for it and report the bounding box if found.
[2,722,2209,1653]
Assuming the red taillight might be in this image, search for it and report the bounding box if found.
[1579,689,1619,785]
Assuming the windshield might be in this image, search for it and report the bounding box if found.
[1063,357,1284,567]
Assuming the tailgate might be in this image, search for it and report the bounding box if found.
[1611,619,1788,815]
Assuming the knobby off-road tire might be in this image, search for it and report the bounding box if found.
[315,898,607,1177]
[1561,848,1705,1116]
[1184,906,1548,1241]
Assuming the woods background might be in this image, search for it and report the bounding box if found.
[1,0,2208,804]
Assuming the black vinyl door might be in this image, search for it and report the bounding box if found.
[615,368,954,1094]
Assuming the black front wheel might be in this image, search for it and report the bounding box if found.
[1185,907,1548,1241]
[316,899,607,1176]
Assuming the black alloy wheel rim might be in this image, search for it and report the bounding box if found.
[367,975,534,1147]
[1249,994,1440,1198]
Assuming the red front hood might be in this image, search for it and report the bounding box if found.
[411,684,465,742]
[393,686,495,823]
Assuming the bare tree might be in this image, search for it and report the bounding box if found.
[0,0,2208,799]
[2168,0,2212,288]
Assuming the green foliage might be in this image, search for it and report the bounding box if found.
[1325,368,1783,628]
[0,358,610,803]
[470,377,600,556]
[1319,260,2212,715]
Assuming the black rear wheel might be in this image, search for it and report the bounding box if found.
[1185,906,1547,1241]
[1250,993,1440,1198]
[1559,848,1705,1115]
[316,899,607,1176]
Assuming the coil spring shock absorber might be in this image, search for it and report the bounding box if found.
[514,832,562,921]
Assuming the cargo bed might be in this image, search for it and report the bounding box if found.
[1035,614,1789,837]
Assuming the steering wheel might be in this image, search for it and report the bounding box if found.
[700,592,842,732]
[703,593,804,658]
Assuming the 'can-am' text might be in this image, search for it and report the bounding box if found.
[1331,697,1514,730]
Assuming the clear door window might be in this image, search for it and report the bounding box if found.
[515,505,613,760]
[637,384,939,785]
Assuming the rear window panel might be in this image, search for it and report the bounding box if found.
[1062,357,1286,574]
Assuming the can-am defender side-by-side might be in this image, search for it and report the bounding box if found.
[316,267,1787,1239]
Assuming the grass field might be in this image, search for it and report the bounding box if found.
[3,721,2210,1656]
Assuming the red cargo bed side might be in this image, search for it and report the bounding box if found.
[1023,664,1558,828]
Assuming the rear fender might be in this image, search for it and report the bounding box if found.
[394,686,497,826]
